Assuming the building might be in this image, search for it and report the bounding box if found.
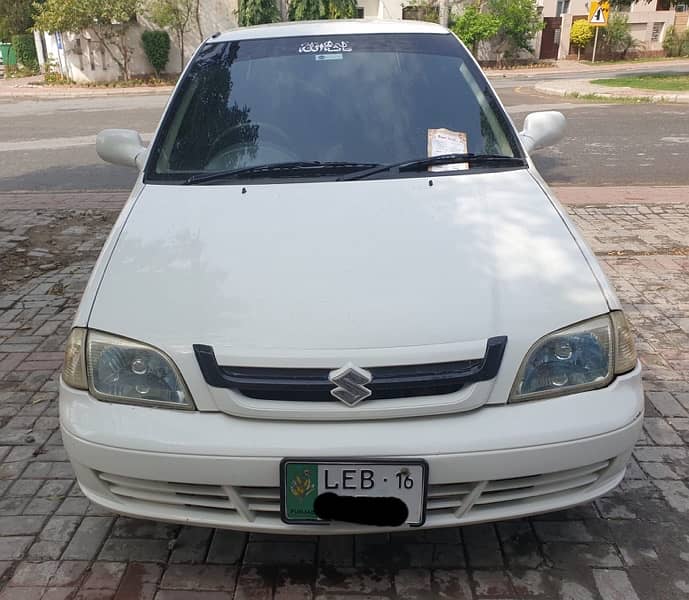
[538,0,686,60]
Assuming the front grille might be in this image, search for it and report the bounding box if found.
[426,459,612,518]
[193,336,506,402]
[98,473,280,521]
[98,458,613,526]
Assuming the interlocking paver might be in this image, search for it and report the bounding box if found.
[80,561,127,589]
[160,564,237,590]
[593,568,641,600]
[61,517,114,560]
[98,538,171,562]
[471,569,515,598]
[169,527,214,564]
[49,560,90,586]
[432,569,473,599]
[1,191,689,598]
[393,568,432,600]
[0,536,33,560]
[462,524,503,568]
[113,563,162,600]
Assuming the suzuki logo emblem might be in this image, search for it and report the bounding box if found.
[328,363,373,407]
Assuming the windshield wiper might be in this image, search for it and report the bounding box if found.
[338,153,525,182]
[184,161,381,185]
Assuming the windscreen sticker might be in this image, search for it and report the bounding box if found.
[427,128,469,172]
[315,54,343,61]
[299,40,352,54]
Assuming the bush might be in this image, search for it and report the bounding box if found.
[141,30,170,76]
[600,13,641,59]
[451,3,500,56]
[11,33,38,71]
[663,25,689,58]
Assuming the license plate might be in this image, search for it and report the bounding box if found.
[281,459,428,526]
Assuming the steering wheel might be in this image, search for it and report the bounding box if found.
[207,121,295,168]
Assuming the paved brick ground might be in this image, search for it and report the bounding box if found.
[1,191,688,599]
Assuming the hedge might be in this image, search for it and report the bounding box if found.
[141,29,170,76]
[11,33,38,71]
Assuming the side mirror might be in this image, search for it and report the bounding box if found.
[519,111,566,153]
[96,129,147,170]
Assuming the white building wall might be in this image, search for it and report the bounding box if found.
[41,0,239,83]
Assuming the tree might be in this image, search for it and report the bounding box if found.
[193,0,202,40]
[288,0,322,20]
[148,0,195,69]
[663,25,689,58]
[288,0,356,21]
[488,0,544,63]
[238,0,279,26]
[324,0,356,19]
[451,2,499,56]
[0,0,34,41]
[569,19,593,60]
[34,0,140,80]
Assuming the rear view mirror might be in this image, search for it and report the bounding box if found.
[519,111,566,153]
[96,129,147,170]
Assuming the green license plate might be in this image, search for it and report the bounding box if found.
[280,459,428,526]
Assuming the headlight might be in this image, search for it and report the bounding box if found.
[510,312,637,402]
[62,329,194,410]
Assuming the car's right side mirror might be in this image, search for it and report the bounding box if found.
[519,111,566,153]
[96,129,147,170]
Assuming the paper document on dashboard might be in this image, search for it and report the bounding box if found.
[427,128,468,172]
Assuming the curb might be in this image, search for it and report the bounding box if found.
[486,58,689,79]
[0,85,174,99]
[534,79,689,104]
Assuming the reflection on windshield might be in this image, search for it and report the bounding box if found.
[147,33,522,183]
[164,43,259,172]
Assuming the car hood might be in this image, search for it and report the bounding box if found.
[89,170,608,367]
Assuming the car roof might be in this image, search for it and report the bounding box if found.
[209,19,449,43]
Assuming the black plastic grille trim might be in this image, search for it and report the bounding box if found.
[193,336,507,402]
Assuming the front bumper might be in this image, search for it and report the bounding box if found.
[60,366,643,534]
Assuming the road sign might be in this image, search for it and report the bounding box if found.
[588,1,610,27]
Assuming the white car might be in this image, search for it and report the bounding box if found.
[60,20,643,534]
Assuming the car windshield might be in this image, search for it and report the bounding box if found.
[145,32,523,184]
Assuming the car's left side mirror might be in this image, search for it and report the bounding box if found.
[519,111,566,153]
[96,129,147,170]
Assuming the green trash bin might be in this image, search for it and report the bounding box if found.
[0,43,17,67]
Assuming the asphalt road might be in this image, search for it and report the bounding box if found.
[1,80,688,191]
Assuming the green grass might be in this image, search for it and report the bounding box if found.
[566,91,654,104]
[591,72,689,91]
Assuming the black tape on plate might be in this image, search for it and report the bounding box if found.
[313,492,409,527]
